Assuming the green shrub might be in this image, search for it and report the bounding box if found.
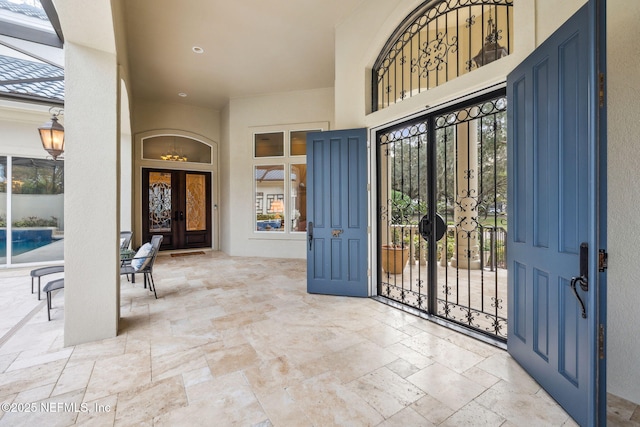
[12,216,58,227]
[256,214,282,221]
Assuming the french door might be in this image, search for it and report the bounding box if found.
[377,90,509,343]
[142,168,212,251]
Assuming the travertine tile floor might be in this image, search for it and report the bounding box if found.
[0,252,637,426]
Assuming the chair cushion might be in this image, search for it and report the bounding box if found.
[131,243,153,271]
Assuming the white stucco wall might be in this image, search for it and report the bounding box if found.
[224,88,333,258]
[62,42,120,346]
[606,0,640,405]
[0,101,55,157]
[133,101,220,140]
[10,194,63,228]
[56,0,121,346]
[120,78,132,232]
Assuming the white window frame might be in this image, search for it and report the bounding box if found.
[251,122,328,238]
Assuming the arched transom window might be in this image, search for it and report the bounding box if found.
[373,0,513,112]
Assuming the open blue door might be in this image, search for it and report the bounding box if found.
[307,129,369,297]
[507,2,606,426]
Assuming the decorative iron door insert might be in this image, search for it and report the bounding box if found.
[377,90,508,342]
[142,169,212,250]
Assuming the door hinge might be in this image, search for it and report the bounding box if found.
[367,183,371,192]
[599,73,605,108]
[599,324,605,360]
[367,268,371,277]
[598,249,608,272]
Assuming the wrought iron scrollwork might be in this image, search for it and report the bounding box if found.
[149,180,172,232]
[410,32,458,79]
[377,92,508,343]
[373,0,513,111]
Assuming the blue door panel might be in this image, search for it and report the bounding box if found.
[559,35,588,256]
[533,59,550,249]
[312,141,326,229]
[348,138,362,228]
[512,261,527,342]
[348,239,361,282]
[307,128,368,297]
[331,239,342,280]
[313,239,325,279]
[507,4,603,425]
[511,76,528,244]
[533,269,549,360]
[559,279,580,383]
[330,138,343,227]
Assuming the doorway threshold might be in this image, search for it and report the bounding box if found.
[372,295,507,350]
[160,248,212,257]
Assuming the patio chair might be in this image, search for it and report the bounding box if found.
[120,231,133,250]
[120,235,163,298]
[30,265,64,300]
[120,231,134,282]
[42,278,64,321]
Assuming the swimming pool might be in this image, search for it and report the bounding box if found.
[0,228,56,257]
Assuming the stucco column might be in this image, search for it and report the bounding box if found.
[64,42,119,346]
[450,118,481,270]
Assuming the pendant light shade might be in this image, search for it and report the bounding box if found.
[38,108,64,160]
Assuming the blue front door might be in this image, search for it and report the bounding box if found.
[306,128,369,297]
[507,3,606,425]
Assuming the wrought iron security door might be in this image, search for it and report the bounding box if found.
[377,91,508,342]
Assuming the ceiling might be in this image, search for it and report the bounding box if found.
[120,0,367,111]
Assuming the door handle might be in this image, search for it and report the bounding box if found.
[570,242,589,319]
[179,211,184,221]
[308,222,313,250]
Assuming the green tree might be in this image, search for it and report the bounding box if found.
[12,158,64,195]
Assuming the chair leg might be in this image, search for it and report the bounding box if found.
[31,277,35,294]
[148,273,157,299]
[46,292,51,321]
[38,277,41,300]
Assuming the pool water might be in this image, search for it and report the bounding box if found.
[0,229,55,258]
[0,240,53,257]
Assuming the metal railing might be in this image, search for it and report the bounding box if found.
[479,225,507,270]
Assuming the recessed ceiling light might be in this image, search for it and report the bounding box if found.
[192,46,204,54]
[178,92,187,97]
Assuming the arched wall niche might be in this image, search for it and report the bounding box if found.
[133,129,220,250]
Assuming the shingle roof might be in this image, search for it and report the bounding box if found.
[0,54,64,102]
[0,0,49,21]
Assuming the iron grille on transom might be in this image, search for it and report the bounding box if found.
[377,91,508,342]
[372,0,513,112]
